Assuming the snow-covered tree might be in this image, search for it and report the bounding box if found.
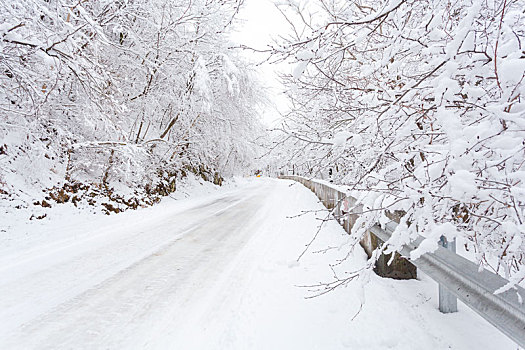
[272,0,525,287]
[1,0,264,210]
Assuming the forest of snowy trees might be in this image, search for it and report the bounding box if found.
[1,0,525,289]
[1,0,263,211]
[271,0,525,288]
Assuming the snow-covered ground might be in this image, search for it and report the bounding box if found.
[0,178,517,349]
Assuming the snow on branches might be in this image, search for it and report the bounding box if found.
[273,0,525,285]
[0,0,263,209]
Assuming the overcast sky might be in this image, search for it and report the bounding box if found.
[229,0,292,125]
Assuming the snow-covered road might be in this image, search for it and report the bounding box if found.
[0,179,516,349]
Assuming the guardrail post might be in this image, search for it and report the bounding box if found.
[438,236,458,313]
[335,191,344,224]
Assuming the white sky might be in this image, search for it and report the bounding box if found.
[229,0,292,126]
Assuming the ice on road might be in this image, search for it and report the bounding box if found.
[0,179,515,349]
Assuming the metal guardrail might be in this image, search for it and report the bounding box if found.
[281,175,525,347]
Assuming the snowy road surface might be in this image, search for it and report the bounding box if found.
[0,179,516,349]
